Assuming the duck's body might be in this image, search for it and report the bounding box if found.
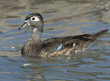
[19,13,108,58]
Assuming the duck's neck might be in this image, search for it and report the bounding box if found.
[22,28,41,56]
[30,28,41,44]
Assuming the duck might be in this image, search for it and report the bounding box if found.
[18,13,108,58]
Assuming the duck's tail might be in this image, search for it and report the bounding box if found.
[95,29,108,38]
[92,29,108,41]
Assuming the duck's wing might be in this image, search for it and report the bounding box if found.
[41,34,92,52]
[40,29,108,57]
[41,29,108,52]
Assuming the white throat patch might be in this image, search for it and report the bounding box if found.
[33,28,38,32]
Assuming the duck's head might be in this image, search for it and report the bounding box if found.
[19,13,44,32]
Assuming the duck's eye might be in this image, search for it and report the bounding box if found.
[31,16,40,21]
[32,17,35,20]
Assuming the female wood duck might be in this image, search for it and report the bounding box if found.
[19,13,108,58]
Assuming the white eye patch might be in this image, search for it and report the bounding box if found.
[31,16,40,21]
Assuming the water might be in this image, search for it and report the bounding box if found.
[0,0,110,81]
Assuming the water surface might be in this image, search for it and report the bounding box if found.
[0,0,110,81]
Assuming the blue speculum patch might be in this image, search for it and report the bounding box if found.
[56,44,63,51]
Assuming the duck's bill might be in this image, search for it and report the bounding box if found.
[18,22,28,30]
[18,20,30,30]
